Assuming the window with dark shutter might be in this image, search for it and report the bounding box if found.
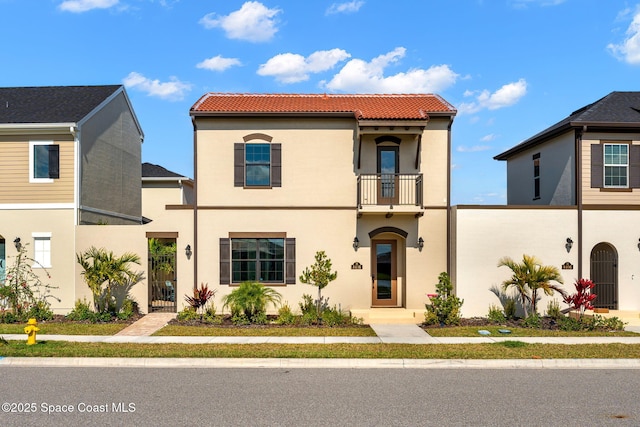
[220,238,231,284]
[630,145,640,188]
[285,238,295,284]
[591,144,603,188]
[272,144,282,187]
[48,145,60,179]
[234,144,245,187]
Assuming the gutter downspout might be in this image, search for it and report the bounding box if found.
[447,116,454,276]
[191,116,198,291]
[576,126,584,279]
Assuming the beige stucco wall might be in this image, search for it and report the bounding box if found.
[422,118,451,207]
[452,206,579,317]
[0,209,76,314]
[582,210,640,310]
[581,132,640,205]
[196,117,357,207]
[75,225,149,313]
[0,135,75,204]
[505,131,575,205]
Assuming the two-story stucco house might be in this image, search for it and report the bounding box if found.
[0,85,144,312]
[452,92,640,317]
[189,93,456,321]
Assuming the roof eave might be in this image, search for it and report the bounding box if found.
[0,122,77,135]
[190,111,357,118]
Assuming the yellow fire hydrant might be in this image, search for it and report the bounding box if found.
[24,318,39,345]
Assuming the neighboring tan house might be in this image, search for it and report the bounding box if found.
[141,162,194,313]
[452,92,640,316]
[0,85,144,313]
[189,93,456,321]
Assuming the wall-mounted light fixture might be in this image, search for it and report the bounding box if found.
[353,237,359,251]
[418,237,424,252]
[637,238,640,252]
[565,238,573,253]
[185,244,192,260]
[13,237,21,252]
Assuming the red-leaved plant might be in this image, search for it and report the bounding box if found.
[184,283,216,315]
[563,278,597,317]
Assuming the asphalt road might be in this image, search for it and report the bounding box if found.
[0,367,638,426]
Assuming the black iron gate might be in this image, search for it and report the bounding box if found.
[148,239,177,313]
[590,243,618,310]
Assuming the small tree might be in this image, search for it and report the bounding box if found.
[424,272,463,326]
[498,254,565,316]
[0,243,59,320]
[76,247,143,315]
[563,278,597,318]
[299,251,337,318]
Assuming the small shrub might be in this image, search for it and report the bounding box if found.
[558,315,583,331]
[177,307,200,322]
[117,298,139,320]
[222,282,282,324]
[299,294,315,316]
[276,303,297,325]
[487,304,506,324]
[563,278,597,318]
[184,283,216,315]
[27,300,54,321]
[522,313,541,328]
[0,310,18,324]
[503,298,517,320]
[322,306,350,327]
[602,316,626,331]
[545,299,562,320]
[424,272,463,326]
[66,299,97,322]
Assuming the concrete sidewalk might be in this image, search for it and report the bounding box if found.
[2,322,640,345]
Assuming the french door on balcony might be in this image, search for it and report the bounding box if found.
[377,146,399,205]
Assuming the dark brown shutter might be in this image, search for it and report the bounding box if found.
[591,144,603,188]
[49,145,60,179]
[220,238,230,284]
[271,143,281,187]
[234,143,244,187]
[285,238,295,284]
[630,145,640,188]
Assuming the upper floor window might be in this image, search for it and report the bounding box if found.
[29,141,59,183]
[603,143,628,187]
[234,141,281,188]
[533,153,540,199]
[591,142,640,190]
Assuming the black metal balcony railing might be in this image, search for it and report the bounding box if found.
[357,174,423,208]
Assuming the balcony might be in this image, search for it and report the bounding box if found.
[357,174,423,215]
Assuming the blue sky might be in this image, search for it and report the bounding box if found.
[2,0,640,204]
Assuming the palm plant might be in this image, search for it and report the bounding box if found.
[76,247,142,314]
[221,281,282,324]
[498,254,565,316]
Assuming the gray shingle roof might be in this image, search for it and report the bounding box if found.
[0,85,122,124]
[495,91,640,160]
[142,162,185,178]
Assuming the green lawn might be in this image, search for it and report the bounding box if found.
[1,341,639,359]
[0,323,129,336]
[424,325,638,337]
[153,324,377,337]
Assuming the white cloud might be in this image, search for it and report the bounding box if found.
[122,72,191,101]
[200,1,281,43]
[322,47,459,93]
[59,0,118,12]
[480,133,498,142]
[196,55,242,72]
[510,0,565,9]
[456,145,491,153]
[608,7,640,64]
[326,1,364,15]
[258,49,350,84]
[458,79,527,114]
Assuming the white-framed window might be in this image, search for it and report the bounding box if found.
[603,143,628,188]
[29,141,60,183]
[32,233,51,268]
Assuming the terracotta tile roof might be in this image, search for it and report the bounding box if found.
[191,93,456,120]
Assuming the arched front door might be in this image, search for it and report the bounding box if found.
[371,240,397,306]
[590,243,618,310]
